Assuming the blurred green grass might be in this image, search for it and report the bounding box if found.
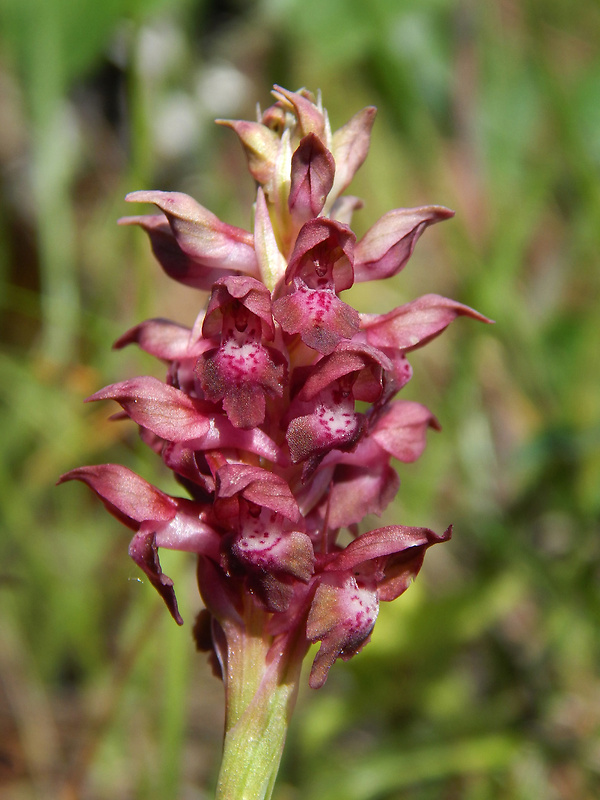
[1,0,599,798]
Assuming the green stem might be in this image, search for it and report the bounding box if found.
[215,602,307,800]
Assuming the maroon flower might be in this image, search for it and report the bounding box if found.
[273,218,358,354]
[307,524,452,688]
[196,276,287,428]
[284,342,392,477]
[213,464,314,612]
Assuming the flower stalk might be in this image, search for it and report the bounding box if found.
[59,85,491,798]
[216,601,307,800]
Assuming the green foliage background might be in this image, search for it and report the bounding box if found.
[1,0,599,797]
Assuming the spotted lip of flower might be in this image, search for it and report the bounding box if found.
[196,276,287,429]
[60,85,493,692]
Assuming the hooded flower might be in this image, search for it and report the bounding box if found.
[60,86,491,690]
[307,524,452,688]
[195,276,286,428]
[272,218,358,354]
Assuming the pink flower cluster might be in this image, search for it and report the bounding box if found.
[60,87,488,688]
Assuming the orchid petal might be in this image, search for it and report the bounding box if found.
[286,399,365,467]
[285,217,355,291]
[325,524,452,573]
[87,377,212,442]
[330,105,377,199]
[129,529,183,624]
[307,576,378,688]
[273,280,359,355]
[58,464,177,528]
[154,497,220,558]
[190,415,285,465]
[253,187,287,290]
[232,529,314,583]
[372,401,440,462]
[125,191,259,276]
[216,119,279,186]
[295,342,391,402]
[354,206,454,282]
[271,85,325,138]
[215,464,302,522]
[361,294,493,351]
[323,461,400,529]
[114,318,208,361]
[202,275,275,341]
[118,214,241,290]
[329,195,364,226]
[288,133,335,221]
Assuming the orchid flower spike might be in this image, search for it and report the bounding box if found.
[60,86,492,800]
